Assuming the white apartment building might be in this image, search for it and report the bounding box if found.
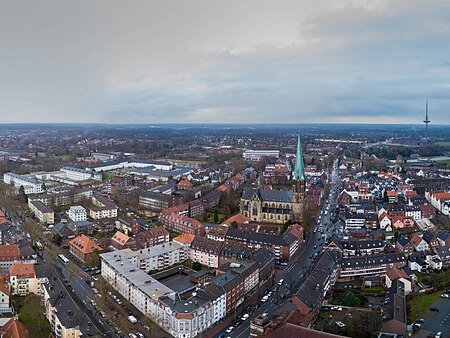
[242,150,280,161]
[101,251,224,338]
[3,172,44,194]
[61,167,102,181]
[120,242,188,273]
[68,206,87,222]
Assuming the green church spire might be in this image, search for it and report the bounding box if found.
[293,134,305,180]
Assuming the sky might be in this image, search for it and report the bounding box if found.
[0,0,449,124]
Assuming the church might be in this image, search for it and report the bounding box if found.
[240,135,306,224]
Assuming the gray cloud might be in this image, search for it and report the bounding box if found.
[0,0,449,124]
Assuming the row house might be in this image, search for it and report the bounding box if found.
[292,251,340,327]
[437,231,450,247]
[392,216,414,229]
[217,260,259,295]
[42,276,100,337]
[190,236,222,268]
[162,200,205,218]
[422,232,440,249]
[396,236,415,256]
[410,234,429,252]
[328,238,386,257]
[339,253,406,280]
[159,213,205,236]
[212,271,244,316]
[426,190,450,215]
[434,247,450,266]
[224,227,300,261]
[206,225,228,242]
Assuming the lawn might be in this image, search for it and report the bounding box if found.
[204,211,226,224]
[345,157,360,163]
[13,295,52,338]
[361,285,385,294]
[434,141,450,147]
[408,290,443,322]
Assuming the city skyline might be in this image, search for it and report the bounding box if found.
[1,0,450,124]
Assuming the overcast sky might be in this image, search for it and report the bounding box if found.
[0,0,449,124]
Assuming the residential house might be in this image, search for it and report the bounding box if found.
[69,234,103,263]
[410,234,429,252]
[9,263,39,296]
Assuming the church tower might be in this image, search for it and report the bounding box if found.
[292,134,305,222]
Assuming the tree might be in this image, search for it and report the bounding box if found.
[188,203,192,218]
[89,248,102,267]
[18,185,27,202]
[52,233,63,246]
[383,190,389,204]
[192,262,202,271]
[213,209,219,223]
[231,221,238,229]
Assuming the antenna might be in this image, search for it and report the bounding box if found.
[423,99,430,142]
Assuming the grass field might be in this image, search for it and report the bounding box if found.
[13,295,52,338]
[408,290,443,322]
[204,211,226,224]
[434,141,450,147]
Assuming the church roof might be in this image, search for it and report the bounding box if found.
[242,187,292,203]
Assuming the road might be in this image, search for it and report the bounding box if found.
[226,158,341,338]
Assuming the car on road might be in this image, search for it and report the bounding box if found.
[261,295,269,303]
[278,279,284,286]
[241,313,249,321]
[225,326,234,333]
[435,332,442,338]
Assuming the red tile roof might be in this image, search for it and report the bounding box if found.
[69,234,103,254]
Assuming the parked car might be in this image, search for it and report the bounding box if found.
[430,307,439,312]
[225,326,234,333]
[440,293,449,299]
[261,296,269,303]
[278,279,284,286]
[241,313,249,321]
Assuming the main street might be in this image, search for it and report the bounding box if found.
[226,158,341,338]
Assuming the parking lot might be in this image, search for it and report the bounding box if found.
[420,296,450,338]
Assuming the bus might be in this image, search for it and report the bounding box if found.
[58,254,70,265]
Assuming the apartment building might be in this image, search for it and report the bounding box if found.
[159,213,205,236]
[90,195,118,220]
[101,251,218,338]
[42,277,100,337]
[68,206,87,222]
[426,190,450,215]
[3,173,44,194]
[139,191,177,211]
[340,253,406,280]
[9,263,39,296]
[190,236,222,268]
[28,200,54,224]
[134,226,170,249]
[0,245,21,269]
[69,234,103,263]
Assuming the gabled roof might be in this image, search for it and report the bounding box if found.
[111,231,130,245]
[0,318,29,338]
[9,263,35,278]
[69,234,102,254]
